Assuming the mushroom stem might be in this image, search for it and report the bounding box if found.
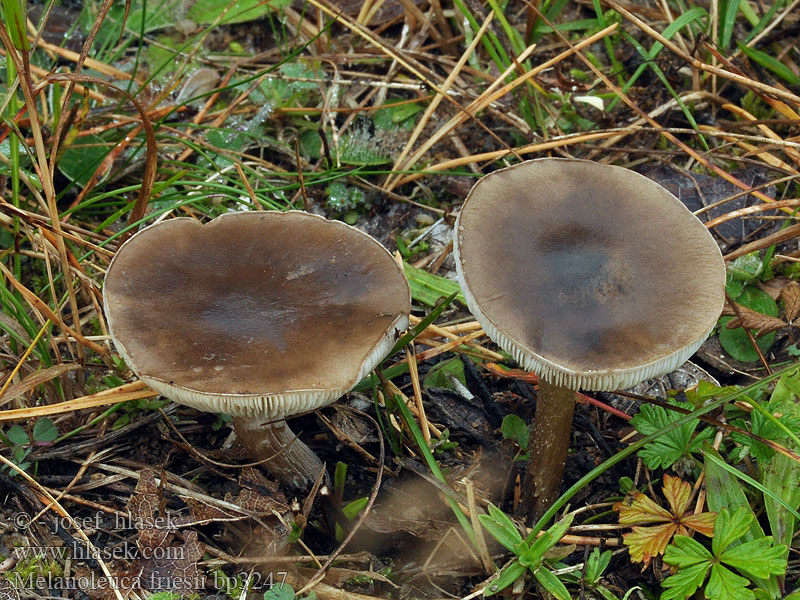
[523,380,576,521]
[232,416,327,489]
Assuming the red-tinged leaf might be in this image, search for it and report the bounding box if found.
[682,511,717,537]
[622,522,677,564]
[662,474,692,517]
[614,491,673,525]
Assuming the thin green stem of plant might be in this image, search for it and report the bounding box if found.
[592,0,624,86]
[53,403,127,445]
[605,6,707,113]
[392,390,479,550]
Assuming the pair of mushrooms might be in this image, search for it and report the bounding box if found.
[103,159,725,520]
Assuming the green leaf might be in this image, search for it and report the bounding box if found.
[255,63,322,110]
[534,566,571,600]
[342,497,369,521]
[6,425,29,447]
[478,504,523,553]
[423,357,466,390]
[337,130,392,166]
[762,444,800,552]
[718,286,778,362]
[584,548,612,584]
[189,0,291,25]
[763,374,800,551]
[738,43,800,85]
[712,506,753,556]
[146,593,182,600]
[706,563,754,600]
[501,414,529,450]
[631,400,713,469]
[58,133,110,188]
[703,454,779,597]
[663,535,712,568]
[731,401,800,463]
[720,537,788,579]
[325,182,364,216]
[373,102,423,131]
[403,262,465,307]
[333,461,347,496]
[660,561,711,600]
[262,584,295,600]
[0,0,29,50]
[527,514,573,564]
[706,506,787,596]
[719,0,741,48]
[727,253,763,282]
[705,447,800,522]
[704,447,765,540]
[719,316,777,362]
[727,273,746,298]
[684,380,738,408]
[32,418,58,443]
[484,559,526,596]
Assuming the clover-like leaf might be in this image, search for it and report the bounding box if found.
[32,418,59,443]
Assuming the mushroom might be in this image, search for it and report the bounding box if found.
[103,211,411,488]
[453,158,726,520]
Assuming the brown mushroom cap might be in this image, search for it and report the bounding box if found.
[103,211,411,418]
[454,158,726,391]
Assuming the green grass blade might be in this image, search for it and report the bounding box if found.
[719,0,741,48]
[391,387,479,549]
[452,0,510,72]
[738,43,800,85]
[403,262,465,307]
[0,0,29,50]
[743,1,783,44]
[607,6,707,112]
[704,445,800,522]
[622,32,709,151]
